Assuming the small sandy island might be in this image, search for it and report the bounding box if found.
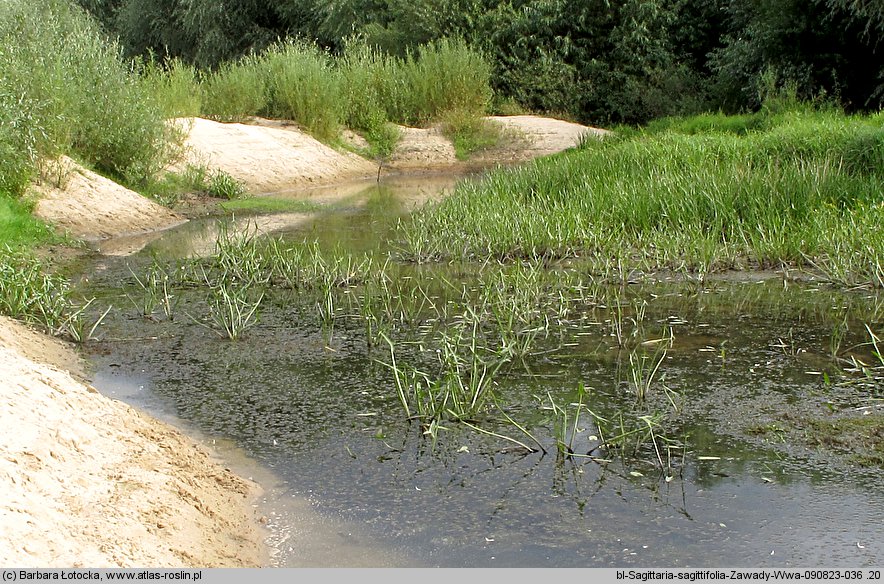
[0,317,266,567]
[8,114,605,567]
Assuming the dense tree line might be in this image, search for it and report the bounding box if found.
[75,0,883,124]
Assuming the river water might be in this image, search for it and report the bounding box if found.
[78,176,884,567]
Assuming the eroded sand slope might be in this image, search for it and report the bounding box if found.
[0,317,266,567]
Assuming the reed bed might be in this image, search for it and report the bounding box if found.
[190,38,493,155]
[399,110,884,287]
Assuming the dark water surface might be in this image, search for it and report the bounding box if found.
[80,180,884,567]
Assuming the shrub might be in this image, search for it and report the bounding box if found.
[0,0,174,189]
[261,40,343,143]
[202,55,268,122]
[141,56,203,118]
[339,42,400,156]
[386,38,492,126]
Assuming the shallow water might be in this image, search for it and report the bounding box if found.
[80,178,884,567]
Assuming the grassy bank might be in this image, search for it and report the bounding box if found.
[399,107,884,287]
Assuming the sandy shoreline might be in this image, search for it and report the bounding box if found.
[0,317,267,567]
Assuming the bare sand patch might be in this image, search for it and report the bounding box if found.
[31,157,186,241]
[175,118,377,194]
[478,115,610,163]
[0,317,266,567]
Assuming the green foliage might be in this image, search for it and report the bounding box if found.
[262,41,343,143]
[0,195,57,249]
[339,41,401,156]
[0,93,40,196]
[401,108,884,286]
[194,37,492,147]
[110,0,281,68]
[711,0,883,111]
[140,56,202,118]
[201,56,268,122]
[79,0,884,124]
[0,0,175,192]
[0,249,84,336]
[388,38,492,127]
[439,109,501,160]
[643,112,766,136]
[207,170,246,200]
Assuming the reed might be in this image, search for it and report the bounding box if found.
[399,109,884,287]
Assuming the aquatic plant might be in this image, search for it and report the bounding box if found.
[378,314,512,442]
[0,249,108,341]
[398,110,884,287]
[547,383,588,456]
[125,262,176,320]
[205,280,264,341]
[207,170,246,200]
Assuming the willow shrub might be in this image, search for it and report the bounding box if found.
[261,41,344,144]
[201,55,268,123]
[0,0,173,190]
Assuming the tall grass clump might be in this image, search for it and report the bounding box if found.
[140,56,203,118]
[260,40,344,144]
[189,37,493,151]
[339,41,401,157]
[399,107,884,286]
[0,0,175,188]
[201,55,268,122]
[383,38,493,127]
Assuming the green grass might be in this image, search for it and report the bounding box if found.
[399,108,884,286]
[0,194,57,248]
[0,248,94,339]
[439,109,502,160]
[262,41,344,144]
[339,42,402,157]
[140,165,247,206]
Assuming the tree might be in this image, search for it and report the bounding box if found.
[711,0,883,111]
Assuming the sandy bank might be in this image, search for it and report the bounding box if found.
[179,114,606,189]
[31,156,186,241]
[175,117,377,194]
[28,115,603,247]
[0,317,266,567]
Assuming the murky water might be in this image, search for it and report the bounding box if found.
[78,177,884,567]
